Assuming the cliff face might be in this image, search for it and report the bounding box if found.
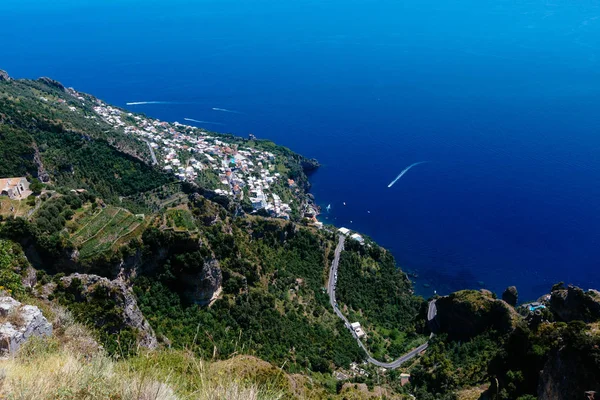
[538,339,600,400]
[435,289,520,340]
[180,258,222,306]
[550,285,600,323]
[55,273,157,349]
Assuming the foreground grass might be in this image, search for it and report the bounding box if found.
[0,299,406,399]
[0,304,287,400]
[0,340,286,400]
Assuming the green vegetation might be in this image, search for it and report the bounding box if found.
[0,239,28,297]
[51,277,139,357]
[0,125,36,178]
[134,219,365,374]
[0,78,172,206]
[335,239,425,358]
[71,205,144,259]
[165,208,196,231]
[0,303,293,400]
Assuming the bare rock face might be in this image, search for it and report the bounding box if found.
[502,286,518,307]
[0,296,52,355]
[0,70,11,82]
[59,273,158,349]
[181,259,222,306]
[538,344,600,400]
[32,143,50,183]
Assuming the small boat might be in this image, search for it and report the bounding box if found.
[326,204,331,212]
[343,202,346,206]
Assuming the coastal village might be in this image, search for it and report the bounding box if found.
[90,100,305,221]
[0,85,373,237]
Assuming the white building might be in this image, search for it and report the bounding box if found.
[350,233,365,244]
[338,227,351,236]
[350,322,366,338]
[0,177,31,200]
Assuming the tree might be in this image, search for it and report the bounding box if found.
[29,178,44,195]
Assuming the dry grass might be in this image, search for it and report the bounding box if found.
[0,307,25,328]
[456,385,490,400]
[0,343,177,400]
[0,337,287,400]
[0,302,286,400]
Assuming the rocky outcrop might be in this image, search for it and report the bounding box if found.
[550,285,600,323]
[502,286,518,307]
[37,76,66,92]
[32,142,50,183]
[300,157,320,173]
[180,259,222,305]
[0,70,11,82]
[435,289,520,340]
[0,296,52,355]
[58,273,157,349]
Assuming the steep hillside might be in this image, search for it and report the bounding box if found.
[0,74,169,201]
[3,71,600,399]
[0,72,424,397]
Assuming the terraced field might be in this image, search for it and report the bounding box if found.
[72,206,145,259]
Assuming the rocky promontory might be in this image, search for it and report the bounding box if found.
[550,284,600,323]
[37,76,66,92]
[434,289,520,340]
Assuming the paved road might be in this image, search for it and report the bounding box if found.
[328,234,437,369]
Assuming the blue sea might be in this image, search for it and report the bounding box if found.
[2,0,600,302]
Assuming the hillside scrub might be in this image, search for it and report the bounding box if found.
[0,302,288,400]
[1,337,289,400]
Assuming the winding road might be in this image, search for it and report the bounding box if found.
[327,234,437,369]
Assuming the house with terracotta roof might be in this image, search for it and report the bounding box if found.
[0,177,31,200]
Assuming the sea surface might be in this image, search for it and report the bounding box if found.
[2,0,600,301]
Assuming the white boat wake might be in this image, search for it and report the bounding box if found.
[126,101,175,105]
[212,107,243,114]
[387,161,429,188]
[184,118,224,125]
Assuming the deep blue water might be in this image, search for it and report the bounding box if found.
[2,0,600,301]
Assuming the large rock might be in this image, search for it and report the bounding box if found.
[0,296,52,355]
[0,70,11,82]
[550,285,600,323]
[502,286,518,307]
[58,273,158,349]
[434,289,520,340]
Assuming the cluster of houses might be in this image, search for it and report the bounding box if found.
[91,100,297,219]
